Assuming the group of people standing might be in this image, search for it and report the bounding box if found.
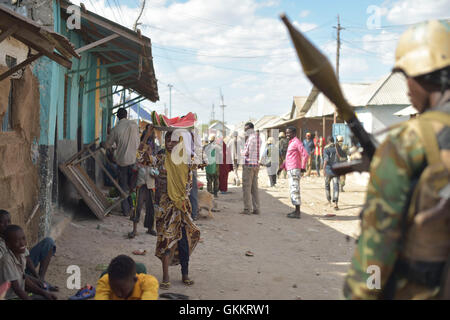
[261,127,349,217]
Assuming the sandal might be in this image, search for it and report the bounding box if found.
[68,284,96,300]
[160,281,171,290]
[159,292,189,300]
[127,232,137,239]
[43,282,59,292]
[132,249,147,256]
[182,279,194,286]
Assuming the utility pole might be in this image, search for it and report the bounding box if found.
[220,89,226,138]
[211,103,215,122]
[168,84,173,118]
[128,0,146,125]
[333,15,344,124]
[133,0,146,31]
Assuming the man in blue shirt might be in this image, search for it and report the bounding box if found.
[302,132,315,176]
[323,136,340,212]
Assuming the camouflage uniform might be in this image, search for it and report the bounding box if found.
[336,141,348,190]
[343,102,450,300]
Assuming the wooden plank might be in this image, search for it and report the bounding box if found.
[76,33,120,54]
[87,148,128,198]
[59,164,105,220]
[0,53,43,82]
[0,24,19,44]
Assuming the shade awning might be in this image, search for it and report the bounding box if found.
[60,1,159,102]
[0,4,80,81]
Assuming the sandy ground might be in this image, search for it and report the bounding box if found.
[45,169,368,300]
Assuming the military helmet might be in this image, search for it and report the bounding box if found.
[279,132,285,138]
[393,20,450,78]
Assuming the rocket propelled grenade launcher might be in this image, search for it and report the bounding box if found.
[280,14,378,173]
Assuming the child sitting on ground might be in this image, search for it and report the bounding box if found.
[0,209,58,291]
[95,255,159,300]
[0,225,57,300]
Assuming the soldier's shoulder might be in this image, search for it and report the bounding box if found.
[384,118,423,148]
[373,119,425,169]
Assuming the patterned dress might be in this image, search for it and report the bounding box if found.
[154,154,201,266]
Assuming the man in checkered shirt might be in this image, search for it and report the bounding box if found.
[240,122,261,215]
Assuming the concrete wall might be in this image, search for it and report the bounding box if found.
[355,105,410,143]
[0,37,28,66]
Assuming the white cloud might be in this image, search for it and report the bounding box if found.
[385,0,450,24]
[299,10,311,18]
[68,0,382,126]
[361,31,398,66]
[293,21,318,32]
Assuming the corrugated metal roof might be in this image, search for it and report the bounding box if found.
[60,0,159,102]
[302,73,409,118]
[367,72,410,105]
[291,96,308,118]
[255,115,279,130]
[394,105,417,116]
[261,111,291,129]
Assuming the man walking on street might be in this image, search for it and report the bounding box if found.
[323,136,340,212]
[102,108,140,216]
[230,131,241,186]
[278,132,288,179]
[204,135,220,198]
[314,131,325,177]
[240,122,261,215]
[303,132,315,176]
[336,135,348,192]
[277,126,309,219]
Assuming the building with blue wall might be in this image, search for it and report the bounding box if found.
[0,0,158,240]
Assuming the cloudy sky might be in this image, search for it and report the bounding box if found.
[70,0,450,126]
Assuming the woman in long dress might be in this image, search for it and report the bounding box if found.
[155,131,200,289]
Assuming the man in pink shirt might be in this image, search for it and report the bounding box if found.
[277,126,309,219]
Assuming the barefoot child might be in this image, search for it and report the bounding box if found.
[0,225,57,300]
[95,255,159,300]
[0,210,58,291]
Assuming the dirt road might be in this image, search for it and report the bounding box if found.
[46,170,367,300]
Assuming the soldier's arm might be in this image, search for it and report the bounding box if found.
[343,126,425,299]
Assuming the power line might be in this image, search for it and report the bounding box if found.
[152,53,301,77]
[105,0,120,23]
[152,44,295,60]
[141,19,334,53]
[112,0,126,26]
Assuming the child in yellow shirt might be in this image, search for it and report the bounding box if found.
[95,255,158,300]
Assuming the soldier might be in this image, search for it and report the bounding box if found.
[344,20,450,300]
[336,135,348,192]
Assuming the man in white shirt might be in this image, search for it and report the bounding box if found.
[102,108,140,216]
